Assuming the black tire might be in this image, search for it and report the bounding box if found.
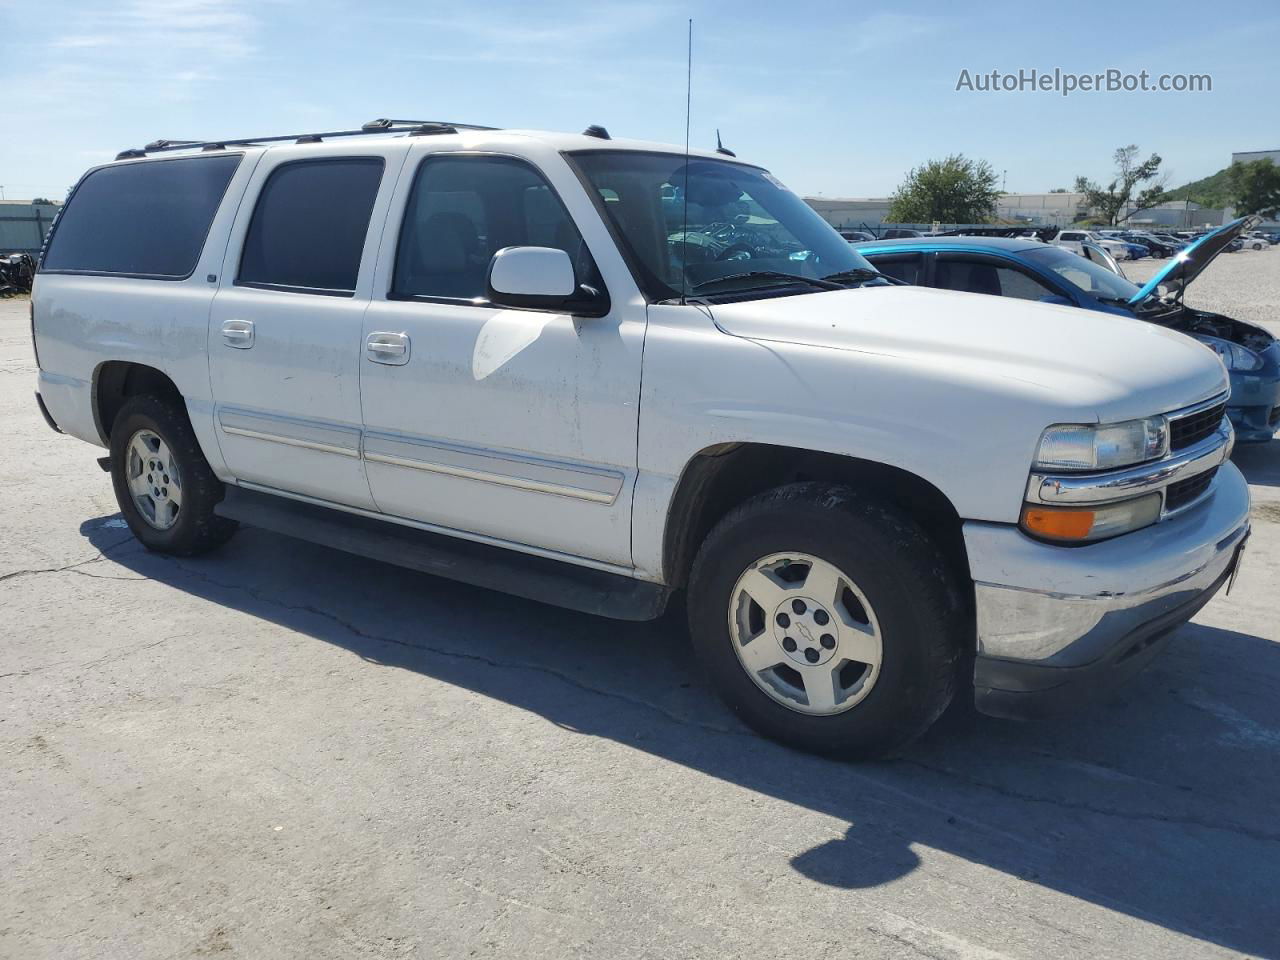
[687,482,963,759]
[109,394,237,555]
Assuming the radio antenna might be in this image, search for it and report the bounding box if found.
[679,17,692,305]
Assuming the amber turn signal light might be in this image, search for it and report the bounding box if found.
[1021,506,1096,541]
[1020,492,1163,544]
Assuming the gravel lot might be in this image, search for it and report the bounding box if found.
[2,250,1278,960]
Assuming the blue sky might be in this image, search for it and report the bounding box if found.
[1,0,1276,201]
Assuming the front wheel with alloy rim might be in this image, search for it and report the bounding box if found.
[109,394,237,555]
[688,482,963,758]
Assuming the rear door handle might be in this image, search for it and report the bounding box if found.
[221,319,254,348]
[366,331,410,366]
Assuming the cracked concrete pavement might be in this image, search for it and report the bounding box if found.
[2,253,1279,959]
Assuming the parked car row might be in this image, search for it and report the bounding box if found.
[1051,229,1139,260]
[1103,231,1181,258]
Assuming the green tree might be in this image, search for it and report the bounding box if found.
[1226,158,1280,218]
[1165,167,1232,208]
[887,155,1000,224]
[1074,145,1168,225]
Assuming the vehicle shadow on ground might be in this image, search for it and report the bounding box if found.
[82,518,1280,958]
[1233,440,1280,488]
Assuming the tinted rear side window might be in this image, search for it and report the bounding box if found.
[866,253,923,285]
[238,158,384,296]
[41,154,241,278]
[934,258,1058,301]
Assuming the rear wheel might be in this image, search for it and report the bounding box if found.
[109,394,236,555]
[687,483,963,758]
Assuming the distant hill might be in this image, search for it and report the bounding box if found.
[1165,167,1232,208]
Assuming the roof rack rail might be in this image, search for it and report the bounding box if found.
[144,139,203,151]
[361,118,496,132]
[116,118,499,159]
[409,123,458,136]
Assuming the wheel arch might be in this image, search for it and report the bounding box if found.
[91,360,184,444]
[662,443,972,599]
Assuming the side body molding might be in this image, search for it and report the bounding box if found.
[363,433,624,504]
[216,407,624,504]
[217,407,361,458]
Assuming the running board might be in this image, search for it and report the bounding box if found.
[214,486,670,622]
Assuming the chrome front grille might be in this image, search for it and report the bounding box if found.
[1169,399,1227,451]
[1164,466,1218,513]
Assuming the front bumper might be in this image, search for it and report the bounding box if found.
[964,462,1250,719]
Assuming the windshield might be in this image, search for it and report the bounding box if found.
[568,150,874,301]
[1023,246,1141,301]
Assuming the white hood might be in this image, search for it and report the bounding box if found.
[705,285,1227,422]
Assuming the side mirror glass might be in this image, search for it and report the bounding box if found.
[487,246,609,317]
[489,246,575,299]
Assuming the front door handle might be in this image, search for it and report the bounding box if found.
[221,319,255,349]
[366,331,410,366]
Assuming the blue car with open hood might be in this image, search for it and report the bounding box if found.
[854,217,1280,442]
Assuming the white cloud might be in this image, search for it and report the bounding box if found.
[0,0,261,132]
[45,0,258,83]
[369,3,677,67]
[847,11,941,55]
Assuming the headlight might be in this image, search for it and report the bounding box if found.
[1021,493,1163,543]
[1033,417,1168,472]
[1195,335,1263,372]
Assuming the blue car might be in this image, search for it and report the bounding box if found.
[854,217,1280,442]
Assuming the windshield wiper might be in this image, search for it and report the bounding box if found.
[687,271,845,295]
[821,267,900,286]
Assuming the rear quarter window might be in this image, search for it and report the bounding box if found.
[41,154,242,279]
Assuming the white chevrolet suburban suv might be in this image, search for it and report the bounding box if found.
[32,120,1250,757]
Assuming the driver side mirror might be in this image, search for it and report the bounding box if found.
[486,246,609,317]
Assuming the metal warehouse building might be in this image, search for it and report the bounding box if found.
[1,200,61,255]
[1231,149,1280,166]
